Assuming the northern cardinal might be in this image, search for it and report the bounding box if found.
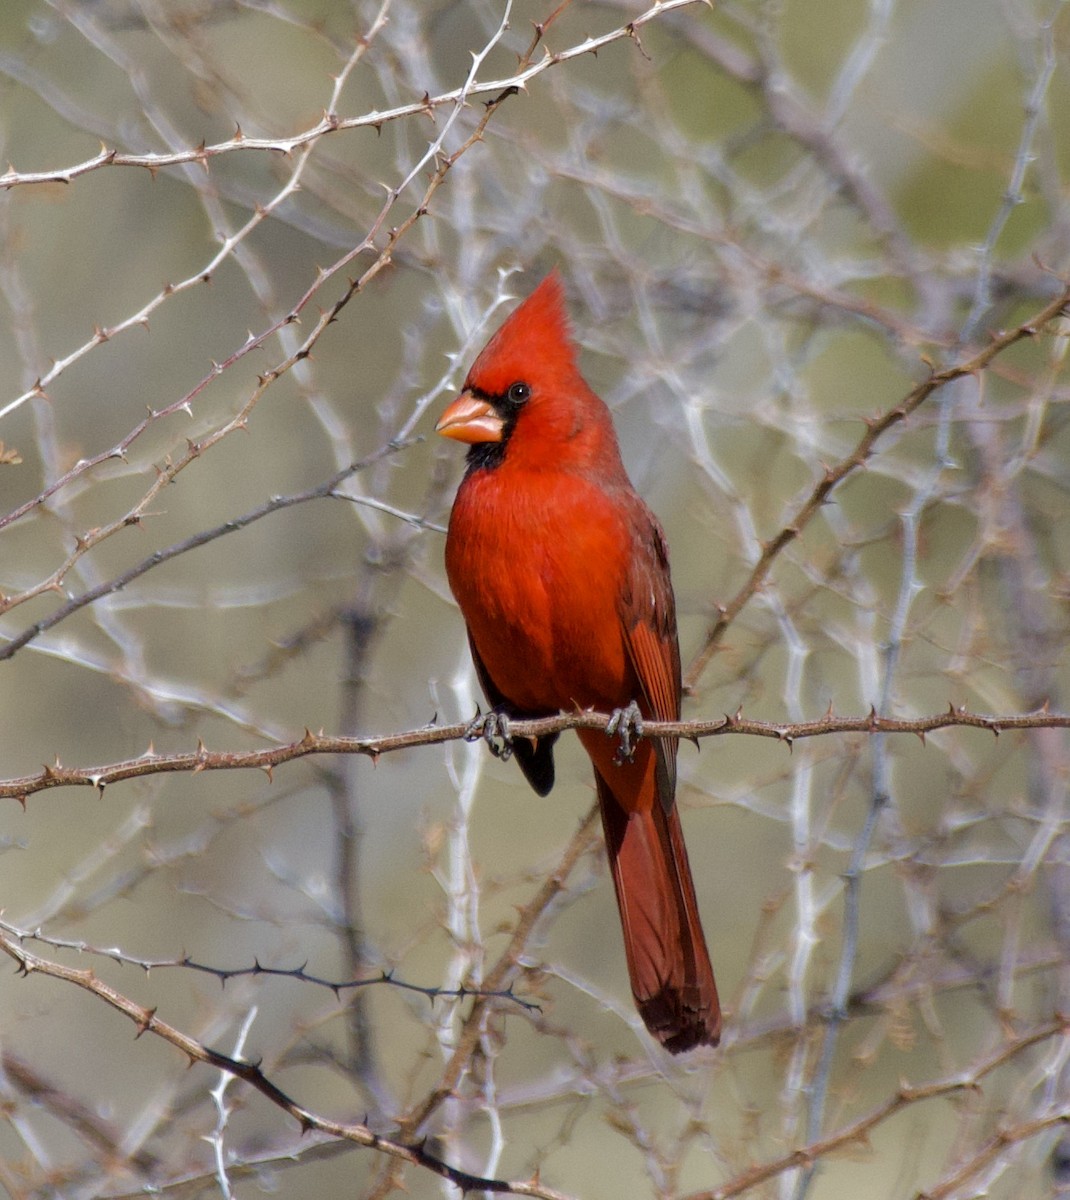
[435,271,720,1052]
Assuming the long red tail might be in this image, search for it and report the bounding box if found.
[596,775,721,1052]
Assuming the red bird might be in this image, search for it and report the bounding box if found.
[436,271,720,1053]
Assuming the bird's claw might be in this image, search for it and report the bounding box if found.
[607,700,644,765]
[464,708,514,762]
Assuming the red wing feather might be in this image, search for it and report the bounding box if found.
[618,506,681,811]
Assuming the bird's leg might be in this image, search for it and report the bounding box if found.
[463,707,515,762]
[606,700,644,765]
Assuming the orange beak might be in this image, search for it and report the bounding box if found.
[435,392,504,444]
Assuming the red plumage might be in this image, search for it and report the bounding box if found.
[436,271,720,1052]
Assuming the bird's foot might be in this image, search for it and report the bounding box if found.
[606,700,644,765]
[463,708,514,763]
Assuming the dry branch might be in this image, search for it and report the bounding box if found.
[2,704,1068,803]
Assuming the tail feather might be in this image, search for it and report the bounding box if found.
[596,775,721,1052]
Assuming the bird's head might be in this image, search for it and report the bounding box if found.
[435,270,611,469]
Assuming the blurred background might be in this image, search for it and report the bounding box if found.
[1,0,1069,1196]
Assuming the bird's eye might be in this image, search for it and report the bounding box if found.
[506,382,531,406]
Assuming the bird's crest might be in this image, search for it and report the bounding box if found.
[464,270,577,395]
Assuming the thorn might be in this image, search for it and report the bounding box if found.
[625,21,651,61]
[134,1007,157,1038]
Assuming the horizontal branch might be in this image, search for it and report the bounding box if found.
[4,703,1067,803]
[0,917,538,1011]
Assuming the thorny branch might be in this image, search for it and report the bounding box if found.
[0,437,423,661]
[0,62,521,616]
[0,923,575,1200]
[0,917,540,1011]
[0,1,705,194]
[682,278,1070,692]
[2,703,1068,803]
[0,1,710,433]
[684,1017,1070,1200]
